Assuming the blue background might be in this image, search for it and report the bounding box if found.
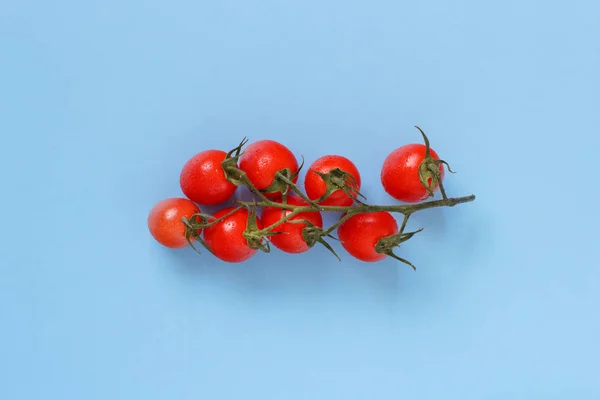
[1,0,599,398]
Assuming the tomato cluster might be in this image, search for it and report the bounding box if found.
[148,130,449,265]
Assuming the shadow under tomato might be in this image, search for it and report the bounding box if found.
[230,244,410,305]
[396,199,490,305]
[408,206,447,239]
[227,247,338,294]
[171,242,395,305]
[163,191,488,309]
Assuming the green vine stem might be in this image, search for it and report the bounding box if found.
[182,127,476,269]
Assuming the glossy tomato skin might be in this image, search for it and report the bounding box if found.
[203,207,263,263]
[261,196,323,254]
[304,155,361,206]
[337,212,398,262]
[148,198,200,248]
[180,149,237,205]
[238,140,298,197]
[380,144,444,203]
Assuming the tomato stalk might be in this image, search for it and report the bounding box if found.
[373,213,420,270]
[299,220,342,261]
[243,205,270,253]
[309,167,367,205]
[261,157,305,197]
[273,170,320,207]
[415,126,456,201]
[181,130,476,268]
[234,195,475,214]
[181,216,211,255]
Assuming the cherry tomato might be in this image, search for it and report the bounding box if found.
[203,207,263,263]
[261,195,323,254]
[380,144,444,203]
[180,149,237,205]
[304,155,361,206]
[148,198,200,248]
[337,212,398,262]
[238,140,298,197]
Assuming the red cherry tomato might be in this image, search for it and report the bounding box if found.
[148,198,200,248]
[203,207,263,263]
[380,144,444,203]
[180,149,237,205]
[238,140,298,197]
[261,196,323,254]
[337,212,398,262]
[304,155,361,206]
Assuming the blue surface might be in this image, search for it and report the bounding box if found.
[1,0,599,398]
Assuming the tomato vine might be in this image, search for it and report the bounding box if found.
[171,126,476,269]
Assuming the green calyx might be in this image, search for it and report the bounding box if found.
[374,227,423,270]
[181,215,212,255]
[262,156,304,197]
[221,137,248,186]
[242,205,271,253]
[415,126,456,201]
[312,167,366,205]
[301,221,341,261]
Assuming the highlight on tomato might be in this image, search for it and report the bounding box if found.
[238,139,299,198]
[380,127,450,203]
[203,207,264,263]
[304,155,362,206]
[337,212,398,262]
[147,198,200,249]
[261,195,323,254]
[180,149,238,205]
